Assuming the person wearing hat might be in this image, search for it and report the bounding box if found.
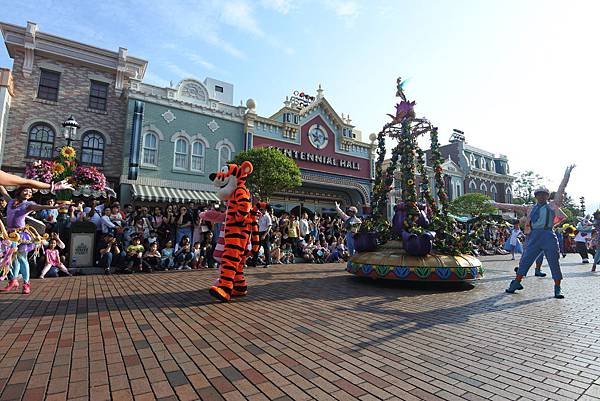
[492,165,574,298]
[335,201,362,257]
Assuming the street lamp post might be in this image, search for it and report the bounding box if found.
[62,115,80,147]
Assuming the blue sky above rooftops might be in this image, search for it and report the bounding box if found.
[1,0,598,211]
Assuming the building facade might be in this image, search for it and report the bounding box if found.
[389,129,514,216]
[424,130,514,203]
[245,87,374,216]
[0,21,147,186]
[0,68,13,167]
[119,78,246,204]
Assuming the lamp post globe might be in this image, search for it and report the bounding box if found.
[62,115,80,147]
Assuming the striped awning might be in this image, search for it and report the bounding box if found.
[131,184,219,203]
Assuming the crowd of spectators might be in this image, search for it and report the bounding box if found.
[3,197,354,276]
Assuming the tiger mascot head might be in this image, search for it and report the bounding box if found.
[209,161,253,201]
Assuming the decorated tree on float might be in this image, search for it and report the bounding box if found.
[25,145,111,202]
[347,78,483,281]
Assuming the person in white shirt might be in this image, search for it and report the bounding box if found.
[575,219,593,264]
[100,207,117,235]
[299,212,310,240]
[250,204,273,268]
[508,222,523,260]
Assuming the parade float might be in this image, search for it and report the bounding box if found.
[346,78,483,281]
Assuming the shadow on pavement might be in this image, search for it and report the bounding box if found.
[344,293,548,350]
[0,270,479,320]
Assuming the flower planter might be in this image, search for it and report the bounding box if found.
[354,231,379,253]
[401,231,433,256]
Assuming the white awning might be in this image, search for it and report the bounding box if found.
[131,184,219,203]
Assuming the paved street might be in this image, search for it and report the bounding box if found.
[0,254,599,401]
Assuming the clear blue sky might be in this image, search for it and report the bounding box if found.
[1,0,598,212]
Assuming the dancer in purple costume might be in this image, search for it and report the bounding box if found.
[0,186,65,294]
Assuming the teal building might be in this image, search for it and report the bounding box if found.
[120,78,247,204]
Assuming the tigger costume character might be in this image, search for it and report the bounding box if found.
[208,161,254,302]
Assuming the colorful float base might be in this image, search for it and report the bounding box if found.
[347,241,483,281]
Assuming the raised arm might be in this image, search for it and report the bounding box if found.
[553,165,575,207]
[27,203,60,213]
[335,201,349,221]
[0,172,73,192]
[489,201,529,214]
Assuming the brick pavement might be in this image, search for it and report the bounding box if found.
[0,254,599,401]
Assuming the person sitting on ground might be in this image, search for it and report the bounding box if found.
[142,242,161,272]
[39,233,72,279]
[301,235,316,263]
[280,242,294,264]
[161,240,175,270]
[318,239,331,262]
[336,236,349,261]
[191,241,205,269]
[174,235,193,270]
[97,232,124,275]
[125,236,145,273]
[270,236,282,264]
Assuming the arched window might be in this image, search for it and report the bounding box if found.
[469,180,477,192]
[191,141,205,172]
[456,183,462,197]
[142,132,158,166]
[81,131,105,165]
[489,160,496,172]
[217,144,232,168]
[27,123,55,159]
[480,157,486,170]
[174,138,189,170]
[469,154,476,167]
[506,187,512,203]
[480,182,488,194]
[490,185,497,201]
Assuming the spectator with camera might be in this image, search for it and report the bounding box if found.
[97,232,124,274]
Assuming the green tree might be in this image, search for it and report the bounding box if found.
[449,193,497,217]
[232,147,301,201]
[560,194,583,225]
[513,170,545,204]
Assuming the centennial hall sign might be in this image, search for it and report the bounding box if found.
[273,147,360,171]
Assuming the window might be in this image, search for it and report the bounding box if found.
[480,157,486,170]
[469,180,477,192]
[218,145,232,168]
[480,183,488,194]
[215,85,224,93]
[490,185,497,201]
[37,69,60,101]
[81,131,105,165]
[142,132,158,165]
[27,123,55,158]
[506,188,512,203]
[469,154,476,167]
[174,138,189,169]
[88,80,109,111]
[490,160,496,172]
[191,141,205,172]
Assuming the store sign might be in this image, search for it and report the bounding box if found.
[289,90,315,109]
[275,147,360,170]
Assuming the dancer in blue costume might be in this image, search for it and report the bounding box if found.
[493,165,574,299]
